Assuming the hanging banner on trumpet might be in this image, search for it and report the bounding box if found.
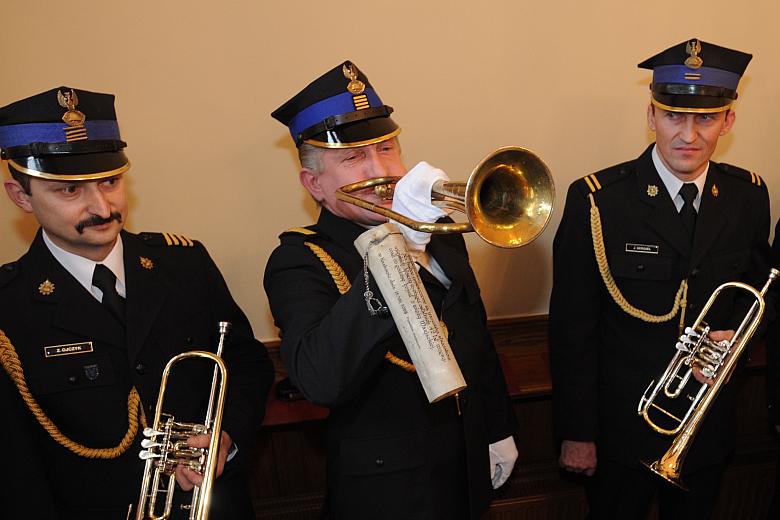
[354,223,467,403]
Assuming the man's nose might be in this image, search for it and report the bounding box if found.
[365,148,389,178]
[86,187,112,217]
[680,116,697,142]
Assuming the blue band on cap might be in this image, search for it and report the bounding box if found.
[289,88,382,140]
[652,65,740,90]
[0,120,121,149]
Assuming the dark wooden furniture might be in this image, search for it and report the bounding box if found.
[247,315,779,519]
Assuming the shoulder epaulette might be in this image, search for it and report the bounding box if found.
[719,163,766,188]
[576,162,633,197]
[138,232,196,247]
[279,226,319,242]
[0,262,19,289]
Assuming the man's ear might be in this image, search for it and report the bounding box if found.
[4,179,33,213]
[720,110,736,136]
[647,104,657,132]
[299,168,323,203]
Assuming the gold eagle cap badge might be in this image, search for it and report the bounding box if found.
[685,39,703,69]
[38,279,56,296]
[57,88,86,127]
[343,62,366,95]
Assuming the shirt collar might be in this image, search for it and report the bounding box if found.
[652,144,708,211]
[42,231,126,298]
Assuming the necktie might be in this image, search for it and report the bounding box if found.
[679,183,698,242]
[92,264,126,326]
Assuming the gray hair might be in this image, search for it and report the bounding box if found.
[298,142,325,173]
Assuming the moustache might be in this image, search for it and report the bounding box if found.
[75,212,123,234]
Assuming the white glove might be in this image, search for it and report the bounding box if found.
[391,161,449,252]
[489,436,518,489]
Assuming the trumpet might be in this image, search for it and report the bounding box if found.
[336,147,555,248]
[135,322,231,520]
[637,269,779,488]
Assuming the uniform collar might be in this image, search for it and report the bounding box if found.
[316,208,371,250]
[651,144,708,211]
[42,230,126,298]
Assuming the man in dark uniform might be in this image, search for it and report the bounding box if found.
[264,61,518,519]
[549,39,771,519]
[0,87,274,519]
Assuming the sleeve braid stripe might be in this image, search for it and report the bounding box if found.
[301,242,417,373]
[0,329,147,459]
[588,194,688,329]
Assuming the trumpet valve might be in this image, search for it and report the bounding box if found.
[675,341,691,353]
[143,427,165,438]
[139,450,162,460]
[700,366,716,379]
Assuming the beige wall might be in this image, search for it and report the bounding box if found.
[2,1,779,342]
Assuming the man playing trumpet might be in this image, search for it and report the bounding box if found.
[265,61,517,519]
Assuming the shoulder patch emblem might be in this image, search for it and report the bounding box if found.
[577,166,632,197]
[720,163,765,188]
[139,232,195,247]
[280,226,319,242]
[161,232,194,247]
[285,227,317,236]
[582,174,602,194]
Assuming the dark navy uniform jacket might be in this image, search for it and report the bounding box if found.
[0,229,273,520]
[264,209,516,520]
[550,144,771,473]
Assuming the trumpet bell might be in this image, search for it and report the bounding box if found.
[335,146,555,249]
[465,147,555,248]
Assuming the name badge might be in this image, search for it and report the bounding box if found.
[44,342,94,358]
[625,243,659,255]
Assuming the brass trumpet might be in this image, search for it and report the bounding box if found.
[135,322,231,520]
[335,146,555,248]
[637,269,779,488]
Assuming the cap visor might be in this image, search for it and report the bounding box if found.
[304,117,400,148]
[8,150,130,180]
[651,93,732,113]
